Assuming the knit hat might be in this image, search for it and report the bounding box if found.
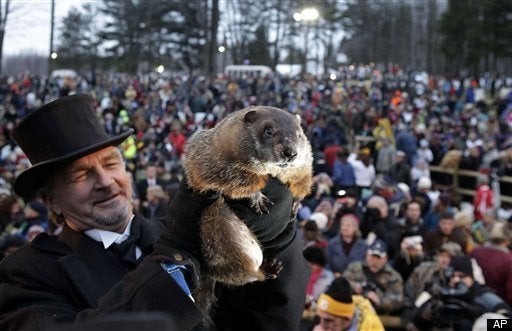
[417,176,432,189]
[450,255,473,277]
[317,277,355,318]
[303,246,327,267]
[309,212,328,230]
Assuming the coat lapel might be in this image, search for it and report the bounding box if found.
[58,225,129,307]
[56,215,163,307]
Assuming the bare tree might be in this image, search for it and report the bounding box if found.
[0,0,11,75]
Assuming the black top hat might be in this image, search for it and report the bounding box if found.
[11,94,133,198]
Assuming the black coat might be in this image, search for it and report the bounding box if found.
[0,213,308,331]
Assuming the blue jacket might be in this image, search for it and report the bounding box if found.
[327,236,367,274]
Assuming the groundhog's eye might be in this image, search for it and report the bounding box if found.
[264,127,273,137]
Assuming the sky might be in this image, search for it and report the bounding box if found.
[3,0,86,56]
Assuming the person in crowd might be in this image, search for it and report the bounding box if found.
[0,95,309,331]
[140,184,169,221]
[302,220,329,251]
[375,137,396,174]
[473,174,494,221]
[324,189,363,239]
[303,246,335,307]
[395,128,417,166]
[469,222,512,306]
[410,158,431,184]
[423,210,468,258]
[347,147,376,198]
[471,208,499,245]
[397,200,427,239]
[0,194,24,232]
[312,277,384,331]
[410,176,433,218]
[403,242,463,308]
[331,149,356,194]
[454,210,475,252]
[327,213,367,275]
[14,200,50,239]
[388,150,412,187]
[417,139,433,165]
[360,195,401,260]
[342,239,404,315]
[135,164,165,204]
[411,255,511,331]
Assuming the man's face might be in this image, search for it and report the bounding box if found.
[437,251,451,268]
[439,218,455,235]
[366,253,387,273]
[406,202,422,223]
[46,146,133,233]
[146,166,157,179]
[317,310,350,331]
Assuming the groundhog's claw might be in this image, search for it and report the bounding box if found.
[261,258,283,280]
[250,192,274,215]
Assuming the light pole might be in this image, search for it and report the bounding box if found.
[293,7,319,75]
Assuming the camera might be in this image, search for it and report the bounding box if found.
[360,281,378,295]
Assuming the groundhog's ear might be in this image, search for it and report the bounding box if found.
[295,114,302,124]
[244,110,259,124]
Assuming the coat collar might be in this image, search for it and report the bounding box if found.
[33,214,162,307]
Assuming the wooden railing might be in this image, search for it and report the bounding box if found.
[429,165,512,204]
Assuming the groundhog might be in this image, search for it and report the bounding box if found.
[182,105,313,316]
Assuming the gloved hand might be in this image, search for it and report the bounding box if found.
[153,177,219,263]
[225,176,296,253]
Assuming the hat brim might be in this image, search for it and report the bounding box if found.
[367,250,387,257]
[13,129,133,198]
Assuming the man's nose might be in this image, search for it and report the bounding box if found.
[94,168,114,188]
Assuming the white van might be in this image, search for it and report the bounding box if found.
[224,65,272,79]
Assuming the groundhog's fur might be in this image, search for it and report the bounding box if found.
[182,106,313,316]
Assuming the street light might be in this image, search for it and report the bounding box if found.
[218,45,226,53]
[50,52,58,60]
[293,7,320,74]
[156,65,164,73]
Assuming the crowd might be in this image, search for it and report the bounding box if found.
[1,65,512,329]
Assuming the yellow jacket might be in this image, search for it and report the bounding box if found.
[352,295,385,331]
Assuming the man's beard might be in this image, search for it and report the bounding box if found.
[94,207,129,227]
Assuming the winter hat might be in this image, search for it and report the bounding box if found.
[417,176,432,190]
[309,212,328,230]
[438,241,462,256]
[450,255,473,277]
[317,277,355,318]
[303,246,327,267]
[303,220,319,233]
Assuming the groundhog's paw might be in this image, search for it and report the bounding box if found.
[249,191,274,215]
[261,258,283,280]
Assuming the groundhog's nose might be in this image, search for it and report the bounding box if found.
[282,146,297,162]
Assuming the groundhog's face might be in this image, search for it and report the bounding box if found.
[244,108,310,169]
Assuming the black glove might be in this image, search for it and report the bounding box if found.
[225,176,296,253]
[153,177,219,263]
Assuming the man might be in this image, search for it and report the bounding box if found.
[0,95,308,331]
[423,211,468,258]
[387,150,412,187]
[313,277,384,331]
[136,164,165,204]
[412,255,511,331]
[360,195,401,260]
[470,222,512,305]
[342,239,404,315]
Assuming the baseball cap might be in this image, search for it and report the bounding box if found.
[367,239,388,257]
